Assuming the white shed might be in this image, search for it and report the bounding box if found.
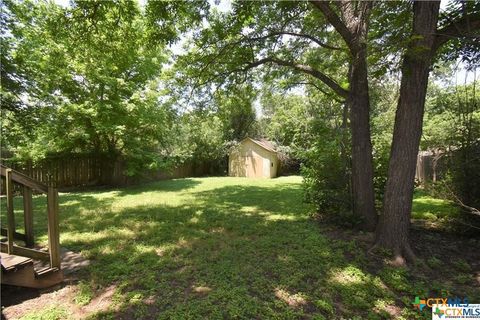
[228,138,279,178]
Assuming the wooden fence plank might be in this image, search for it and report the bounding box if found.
[2,155,220,191]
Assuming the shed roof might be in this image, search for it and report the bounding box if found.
[241,137,277,153]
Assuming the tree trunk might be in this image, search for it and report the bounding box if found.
[340,102,351,201]
[349,48,377,231]
[348,1,377,231]
[310,1,377,230]
[374,1,441,263]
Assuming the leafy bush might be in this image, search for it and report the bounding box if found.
[423,145,480,234]
[301,123,355,226]
[447,144,480,210]
[421,82,480,231]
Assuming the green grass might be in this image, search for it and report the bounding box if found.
[1,177,474,319]
[19,306,70,320]
[411,189,458,220]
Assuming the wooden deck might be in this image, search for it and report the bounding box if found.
[1,165,63,288]
[1,252,32,272]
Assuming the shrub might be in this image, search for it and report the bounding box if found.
[300,124,356,226]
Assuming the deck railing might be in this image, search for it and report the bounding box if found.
[0,164,61,269]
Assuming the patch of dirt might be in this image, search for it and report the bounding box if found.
[192,285,212,295]
[380,304,402,318]
[315,220,480,320]
[2,284,76,319]
[274,288,307,308]
[2,282,118,320]
[80,285,118,315]
[319,220,480,295]
[410,223,480,269]
[1,257,115,320]
[319,220,480,270]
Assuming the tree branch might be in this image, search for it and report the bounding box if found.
[442,181,480,217]
[290,81,346,103]
[195,29,344,82]
[309,0,355,53]
[244,57,349,98]
[246,31,345,51]
[433,12,480,52]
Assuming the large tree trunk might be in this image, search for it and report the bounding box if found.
[349,48,377,231]
[310,0,377,230]
[348,1,377,231]
[374,1,441,263]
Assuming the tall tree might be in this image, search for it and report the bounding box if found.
[153,1,378,230]
[311,1,376,230]
[374,1,480,263]
[1,0,175,175]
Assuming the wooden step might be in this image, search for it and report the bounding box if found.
[1,252,33,272]
[1,253,63,289]
[34,267,63,286]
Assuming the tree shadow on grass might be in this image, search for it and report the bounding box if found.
[1,193,117,245]
[195,184,310,218]
[115,178,202,196]
[2,179,424,319]
[51,183,402,319]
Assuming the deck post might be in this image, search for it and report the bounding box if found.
[5,169,15,254]
[47,186,61,269]
[23,186,34,247]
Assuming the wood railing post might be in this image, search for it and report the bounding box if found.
[47,186,61,269]
[23,186,34,247]
[5,169,15,254]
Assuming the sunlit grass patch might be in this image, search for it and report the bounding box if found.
[329,265,367,285]
[1,176,475,319]
[379,267,411,292]
[75,280,94,306]
[327,265,393,315]
[412,189,458,220]
[19,306,70,320]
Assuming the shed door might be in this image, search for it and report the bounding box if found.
[263,158,270,177]
[245,155,263,178]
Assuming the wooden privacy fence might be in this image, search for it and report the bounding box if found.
[3,156,107,188]
[2,155,116,190]
[1,154,225,191]
[415,150,448,184]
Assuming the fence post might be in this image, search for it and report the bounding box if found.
[47,186,61,269]
[23,186,34,247]
[6,169,15,254]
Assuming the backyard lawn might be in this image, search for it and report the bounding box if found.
[1,176,479,319]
